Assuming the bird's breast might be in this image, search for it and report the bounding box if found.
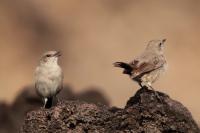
[35,65,62,88]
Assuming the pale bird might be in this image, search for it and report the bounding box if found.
[35,51,63,108]
[114,39,167,93]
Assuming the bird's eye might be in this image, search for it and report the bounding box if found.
[46,54,51,57]
[159,43,162,47]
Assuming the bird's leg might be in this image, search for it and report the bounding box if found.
[43,98,48,108]
[139,82,143,88]
[140,82,149,89]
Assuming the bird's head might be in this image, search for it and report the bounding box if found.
[146,39,166,53]
[40,51,61,65]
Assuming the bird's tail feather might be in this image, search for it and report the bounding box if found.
[45,97,53,109]
[114,62,131,69]
[113,62,133,75]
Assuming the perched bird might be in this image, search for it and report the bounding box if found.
[114,39,167,93]
[35,51,63,108]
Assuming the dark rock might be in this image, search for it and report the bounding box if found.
[21,87,200,133]
[0,85,110,133]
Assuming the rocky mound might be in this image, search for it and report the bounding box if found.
[21,87,200,133]
[0,86,109,133]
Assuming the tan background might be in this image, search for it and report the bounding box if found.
[0,0,199,123]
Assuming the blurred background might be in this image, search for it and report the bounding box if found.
[0,0,200,129]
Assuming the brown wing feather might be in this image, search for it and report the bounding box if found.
[131,56,165,78]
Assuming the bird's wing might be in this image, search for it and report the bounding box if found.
[47,67,63,94]
[130,55,165,77]
[35,80,47,97]
[56,70,63,94]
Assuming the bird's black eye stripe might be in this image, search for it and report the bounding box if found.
[46,54,51,57]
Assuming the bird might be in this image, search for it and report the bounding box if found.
[114,39,167,96]
[35,51,63,108]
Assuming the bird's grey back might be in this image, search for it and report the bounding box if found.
[129,48,166,78]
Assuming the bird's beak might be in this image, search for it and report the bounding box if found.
[54,51,62,57]
[162,39,166,43]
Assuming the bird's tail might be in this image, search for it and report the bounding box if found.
[45,97,53,109]
[113,62,133,75]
